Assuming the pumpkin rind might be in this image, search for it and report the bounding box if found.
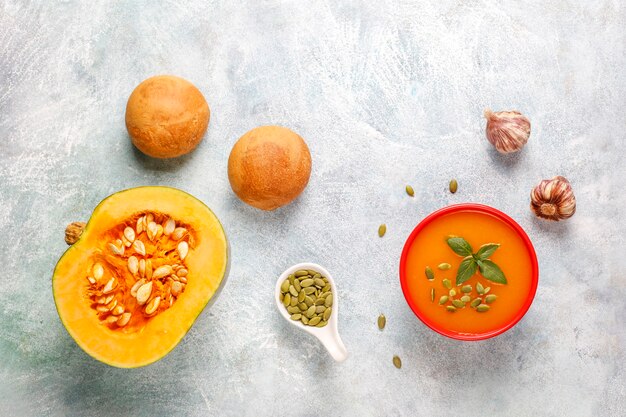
[52,186,229,368]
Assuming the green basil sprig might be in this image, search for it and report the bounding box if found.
[446,237,507,285]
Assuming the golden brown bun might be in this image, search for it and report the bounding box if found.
[228,126,312,210]
[125,75,209,158]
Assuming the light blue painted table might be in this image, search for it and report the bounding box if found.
[1,1,624,416]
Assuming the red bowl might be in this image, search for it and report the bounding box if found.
[399,203,539,341]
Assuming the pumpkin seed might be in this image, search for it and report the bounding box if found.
[430,288,435,302]
[442,279,452,289]
[171,281,183,297]
[470,298,482,308]
[393,355,402,369]
[298,290,305,303]
[304,296,314,307]
[136,216,145,235]
[378,224,386,237]
[163,218,175,236]
[323,308,332,321]
[144,296,160,315]
[290,313,302,321]
[439,295,449,305]
[177,268,188,277]
[123,227,135,244]
[298,303,308,311]
[306,306,316,318]
[378,314,386,330]
[452,299,465,308]
[300,278,314,287]
[130,279,146,298]
[280,280,289,293]
[449,179,458,193]
[324,294,333,307]
[322,285,331,293]
[460,295,471,303]
[287,306,300,314]
[172,227,187,240]
[315,320,328,327]
[153,265,172,279]
[93,263,104,280]
[138,258,146,277]
[425,266,434,280]
[295,270,308,277]
[132,239,146,256]
[461,285,472,293]
[289,285,298,297]
[315,305,326,314]
[102,278,117,295]
[438,263,452,270]
[308,316,321,326]
[476,304,490,312]
[476,282,485,294]
[301,316,309,325]
[406,185,414,197]
[449,289,456,297]
[446,306,457,312]
[303,287,316,295]
[484,287,491,295]
[86,276,96,285]
[314,278,325,287]
[485,294,497,304]
[293,280,302,292]
[282,293,291,307]
[136,281,153,305]
[290,297,297,307]
[177,241,188,260]
[314,298,325,306]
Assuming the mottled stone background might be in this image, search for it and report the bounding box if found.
[1,1,624,416]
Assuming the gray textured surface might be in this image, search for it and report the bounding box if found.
[1,1,625,416]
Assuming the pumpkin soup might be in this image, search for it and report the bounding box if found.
[401,206,537,338]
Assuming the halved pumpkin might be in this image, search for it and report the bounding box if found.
[53,187,228,368]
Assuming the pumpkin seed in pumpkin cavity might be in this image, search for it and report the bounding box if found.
[308,316,321,326]
[425,266,434,280]
[378,314,386,330]
[439,295,449,305]
[393,355,402,369]
[280,280,290,293]
[443,279,452,289]
[438,263,452,270]
[485,294,497,304]
[461,285,472,293]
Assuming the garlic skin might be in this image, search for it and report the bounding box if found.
[484,109,531,153]
[530,176,576,221]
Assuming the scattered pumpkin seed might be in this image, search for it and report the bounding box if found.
[393,355,402,369]
[439,295,449,305]
[484,287,491,295]
[438,263,452,270]
[449,179,458,193]
[485,294,497,304]
[476,282,485,294]
[452,299,465,308]
[378,314,386,330]
[460,295,471,303]
[430,288,435,302]
[406,185,414,197]
[470,298,482,308]
[378,224,386,237]
[476,304,490,312]
[461,285,472,293]
[446,306,457,312]
[442,279,452,289]
[449,289,456,297]
[425,266,434,280]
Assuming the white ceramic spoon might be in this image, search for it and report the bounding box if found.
[275,262,348,362]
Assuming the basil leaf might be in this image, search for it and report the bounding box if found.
[478,260,507,284]
[446,237,473,257]
[456,257,477,286]
[475,243,500,260]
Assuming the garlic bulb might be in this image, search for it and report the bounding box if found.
[530,176,576,221]
[484,109,531,153]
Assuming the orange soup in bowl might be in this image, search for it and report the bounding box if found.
[400,204,538,340]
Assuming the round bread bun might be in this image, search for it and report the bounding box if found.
[228,126,312,210]
[125,75,209,158]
